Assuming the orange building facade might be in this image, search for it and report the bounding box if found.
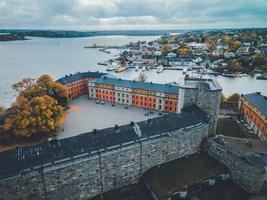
[88,77,179,113]
[57,72,105,99]
[239,92,267,140]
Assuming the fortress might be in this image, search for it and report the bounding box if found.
[0,72,266,200]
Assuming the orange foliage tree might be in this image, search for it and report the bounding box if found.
[4,95,66,137]
[5,74,68,138]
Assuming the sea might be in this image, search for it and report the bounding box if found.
[0,36,266,107]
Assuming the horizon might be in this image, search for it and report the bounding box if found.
[1,26,267,32]
[0,0,267,30]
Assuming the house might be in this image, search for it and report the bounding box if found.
[142,55,156,65]
[239,92,267,140]
[224,52,236,59]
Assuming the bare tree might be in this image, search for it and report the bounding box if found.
[137,72,147,82]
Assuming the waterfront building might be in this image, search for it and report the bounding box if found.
[141,55,156,65]
[57,71,105,99]
[88,77,179,113]
[239,92,267,140]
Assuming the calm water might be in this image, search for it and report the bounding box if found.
[0,36,266,107]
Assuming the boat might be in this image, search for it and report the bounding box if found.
[256,75,267,80]
[84,44,105,48]
[182,67,188,74]
[99,49,111,54]
[115,66,126,73]
[135,66,139,72]
[97,62,108,66]
[157,65,164,73]
[142,66,146,72]
[222,73,235,78]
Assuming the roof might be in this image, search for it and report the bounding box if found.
[242,92,267,117]
[0,107,208,180]
[144,152,230,199]
[57,71,106,84]
[89,77,179,94]
[180,78,222,91]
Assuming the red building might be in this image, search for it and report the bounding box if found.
[57,72,105,99]
[239,92,267,140]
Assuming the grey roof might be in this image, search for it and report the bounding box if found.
[0,107,207,179]
[57,71,106,84]
[89,77,179,94]
[180,78,222,91]
[242,92,267,117]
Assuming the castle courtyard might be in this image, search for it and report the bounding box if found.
[58,95,160,139]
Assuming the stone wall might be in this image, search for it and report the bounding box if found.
[205,139,266,194]
[178,80,221,136]
[0,123,209,200]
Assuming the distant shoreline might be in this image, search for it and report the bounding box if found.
[0,28,266,39]
[0,34,27,42]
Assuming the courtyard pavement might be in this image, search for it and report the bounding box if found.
[57,95,160,139]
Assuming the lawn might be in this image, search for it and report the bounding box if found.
[216,117,246,138]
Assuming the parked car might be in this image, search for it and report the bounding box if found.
[101,101,105,105]
[96,100,100,104]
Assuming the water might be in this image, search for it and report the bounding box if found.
[0,36,266,107]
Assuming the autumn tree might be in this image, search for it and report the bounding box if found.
[0,106,5,116]
[221,93,227,103]
[4,95,66,137]
[227,93,240,103]
[13,74,68,106]
[4,74,68,138]
[12,78,35,93]
[161,44,172,55]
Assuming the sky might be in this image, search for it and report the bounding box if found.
[0,0,267,30]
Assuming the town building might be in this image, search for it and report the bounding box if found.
[238,92,267,140]
[141,55,156,65]
[88,77,179,113]
[57,71,105,99]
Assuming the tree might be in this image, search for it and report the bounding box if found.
[137,73,147,82]
[221,93,227,103]
[161,44,172,55]
[14,74,68,106]
[4,95,66,137]
[12,78,35,93]
[0,106,5,116]
[227,93,240,103]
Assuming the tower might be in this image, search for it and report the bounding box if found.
[178,78,222,136]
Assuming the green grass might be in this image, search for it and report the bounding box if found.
[143,152,229,199]
[216,117,246,138]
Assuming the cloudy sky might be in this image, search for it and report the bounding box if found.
[0,0,267,30]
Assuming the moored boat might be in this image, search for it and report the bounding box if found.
[115,66,126,73]
[142,66,146,72]
[157,65,164,73]
[222,73,235,78]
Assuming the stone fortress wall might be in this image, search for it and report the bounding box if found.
[4,72,252,200]
[0,118,209,200]
[205,136,267,194]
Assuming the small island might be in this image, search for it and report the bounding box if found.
[0,33,27,41]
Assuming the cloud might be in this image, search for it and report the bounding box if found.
[0,0,266,30]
